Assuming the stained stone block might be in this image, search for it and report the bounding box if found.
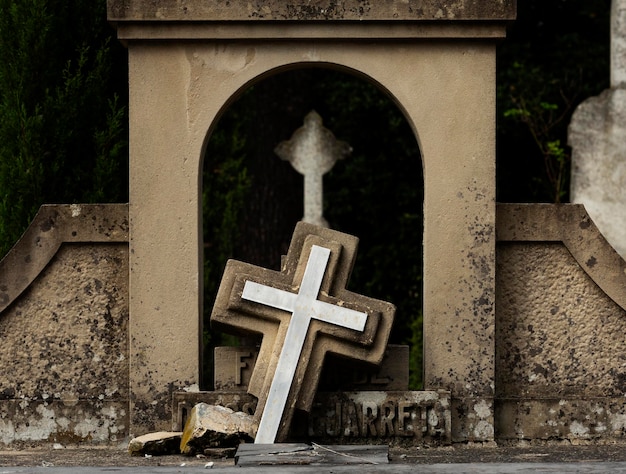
[308,391,451,446]
[213,347,258,391]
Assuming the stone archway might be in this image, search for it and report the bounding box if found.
[201,65,425,388]
[108,1,514,441]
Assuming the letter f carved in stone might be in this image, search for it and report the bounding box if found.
[210,222,396,443]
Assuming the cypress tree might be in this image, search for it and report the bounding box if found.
[0,0,128,256]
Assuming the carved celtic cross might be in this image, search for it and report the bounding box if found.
[275,111,352,228]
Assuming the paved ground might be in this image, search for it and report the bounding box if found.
[2,445,626,473]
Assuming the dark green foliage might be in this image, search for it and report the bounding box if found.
[0,0,128,256]
[497,0,610,202]
[202,112,251,383]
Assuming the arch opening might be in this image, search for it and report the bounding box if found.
[201,65,424,389]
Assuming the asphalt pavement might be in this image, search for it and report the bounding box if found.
[3,445,626,473]
[3,463,626,473]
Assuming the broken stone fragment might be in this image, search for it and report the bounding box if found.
[128,431,182,456]
[180,403,257,455]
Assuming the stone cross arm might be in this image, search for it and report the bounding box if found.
[211,222,396,443]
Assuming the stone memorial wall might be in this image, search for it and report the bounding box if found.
[1,0,626,452]
[1,203,625,445]
[0,205,129,444]
[108,0,513,440]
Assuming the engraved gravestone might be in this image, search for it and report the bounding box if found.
[275,111,352,228]
[211,222,395,443]
[213,345,410,392]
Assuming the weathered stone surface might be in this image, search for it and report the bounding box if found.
[568,1,626,259]
[213,347,259,391]
[0,242,129,445]
[180,403,256,455]
[308,391,451,446]
[211,222,395,442]
[0,203,129,313]
[496,398,626,443]
[496,204,626,443]
[172,390,451,447]
[496,204,626,309]
[612,0,626,88]
[497,242,626,398]
[108,0,517,22]
[111,0,505,438]
[128,431,182,456]
[0,400,128,446]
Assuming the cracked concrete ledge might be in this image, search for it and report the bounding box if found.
[0,204,129,314]
[496,203,626,311]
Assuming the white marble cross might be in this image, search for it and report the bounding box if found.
[242,244,367,443]
[275,111,352,228]
[613,0,626,87]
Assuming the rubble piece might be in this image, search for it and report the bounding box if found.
[180,403,256,455]
[235,443,388,466]
[128,431,182,456]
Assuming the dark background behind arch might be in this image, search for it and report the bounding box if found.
[203,67,424,388]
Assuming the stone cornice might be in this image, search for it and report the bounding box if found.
[108,0,516,40]
[108,0,516,22]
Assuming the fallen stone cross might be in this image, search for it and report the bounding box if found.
[211,222,396,443]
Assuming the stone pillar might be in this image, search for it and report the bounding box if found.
[126,45,204,434]
[569,0,626,259]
